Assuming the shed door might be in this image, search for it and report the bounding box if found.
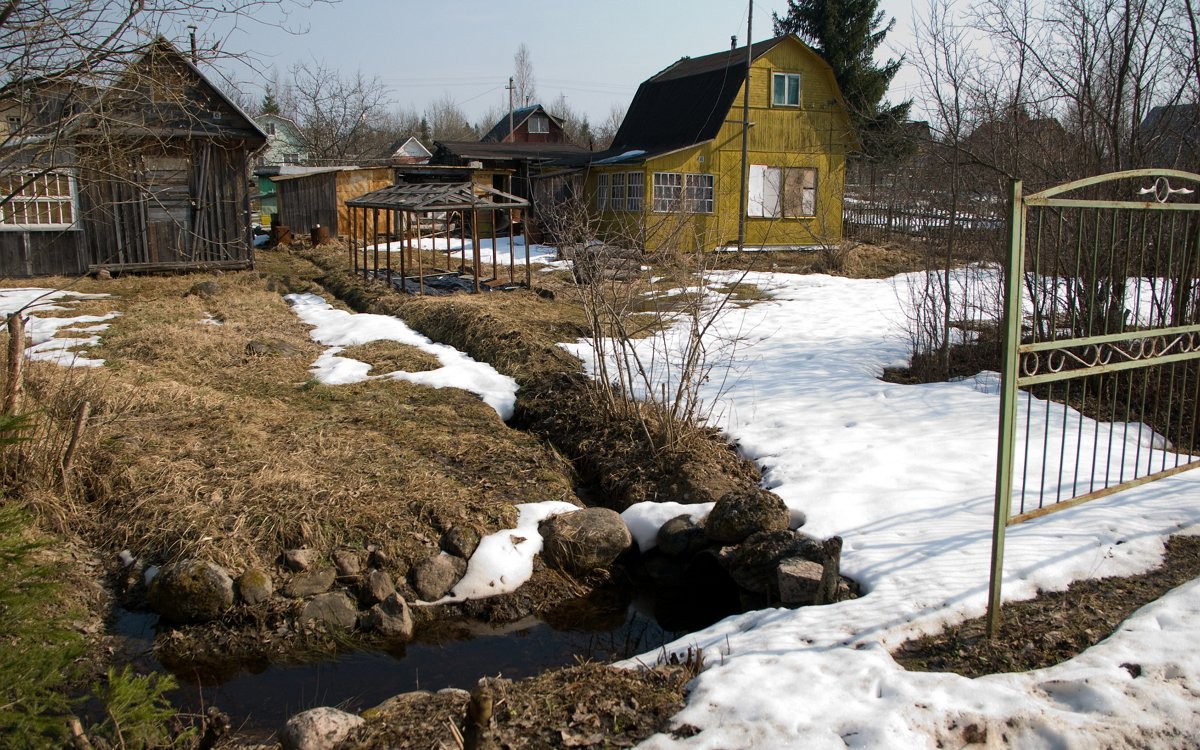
[141,156,191,263]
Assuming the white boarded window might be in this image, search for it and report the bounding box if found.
[748,165,817,217]
[625,172,644,211]
[596,173,609,210]
[0,170,78,230]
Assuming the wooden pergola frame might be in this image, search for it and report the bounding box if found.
[345,181,531,294]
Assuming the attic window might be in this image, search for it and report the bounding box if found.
[772,72,801,107]
[5,115,20,130]
[266,122,276,135]
[529,114,549,134]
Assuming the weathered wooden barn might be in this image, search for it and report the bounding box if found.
[0,39,266,277]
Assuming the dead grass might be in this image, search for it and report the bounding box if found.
[0,263,577,579]
[706,241,926,278]
[339,341,441,374]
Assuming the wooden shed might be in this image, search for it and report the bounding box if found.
[272,166,393,238]
[0,39,267,276]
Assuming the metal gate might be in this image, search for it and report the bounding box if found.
[987,169,1200,635]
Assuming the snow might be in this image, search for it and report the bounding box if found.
[364,234,570,271]
[284,292,519,420]
[426,500,581,604]
[0,288,117,367]
[559,269,1200,748]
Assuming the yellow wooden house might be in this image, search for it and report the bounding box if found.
[581,34,857,252]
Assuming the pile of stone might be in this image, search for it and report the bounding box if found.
[641,488,852,608]
[140,524,493,638]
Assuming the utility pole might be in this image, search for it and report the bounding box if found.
[737,0,753,252]
[506,77,515,143]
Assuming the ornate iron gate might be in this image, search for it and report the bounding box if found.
[987,169,1200,635]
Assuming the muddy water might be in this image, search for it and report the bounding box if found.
[115,590,722,738]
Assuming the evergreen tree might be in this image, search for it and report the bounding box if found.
[773,0,912,158]
[260,86,281,115]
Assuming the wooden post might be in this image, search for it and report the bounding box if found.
[490,211,498,281]
[471,207,481,293]
[60,400,91,484]
[416,212,425,295]
[385,209,393,288]
[3,313,24,414]
[523,218,531,288]
[446,212,453,269]
[372,208,380,279]
[508,209,516,284]
[351,207,358,274]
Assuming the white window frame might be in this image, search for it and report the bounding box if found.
[0,170,79,231]
[685,173,714,213]
[610,172,626,210]
[596,172,609,210]
[652,172,683,212]
[625,171,644,211]
[747,165,818,218]
[528,113,550,134]
[772,72,801,107]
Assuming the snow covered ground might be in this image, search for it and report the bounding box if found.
[0,288,118,367]
[366,235,569,272]
[565,270,1200,749]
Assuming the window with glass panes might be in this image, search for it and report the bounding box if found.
[624,172,644,211]
[611,172,626,209]
[0,171,77,229]
[596,173,609,210]
[772,72,800,107]
[685,174,714,213]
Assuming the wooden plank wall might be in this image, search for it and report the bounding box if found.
[0,230,86,276]
[277,172,337,235]
[336,168,393,239]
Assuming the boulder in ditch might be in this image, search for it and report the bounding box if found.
[656,515,709,558]
[280,706,364,750]
[539,508,632,576]
[148,560,234,624]
[366,593,413,639]
[236,567,274,606]
[297,592,358,631]
[409,553,467,601]
[704,488,790,545]
[282,567,337,598]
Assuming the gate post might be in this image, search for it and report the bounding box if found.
[987,180,1026,638]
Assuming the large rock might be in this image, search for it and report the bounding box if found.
[297,592,358,630]
[539,508,632,576]
[283,548,318,572]
[236,567,274,605]
[148,560,234,624]
[366,593,413,639]
[777,557,824,606]
[704,488,790,545]
[280,707,364,750]
[723,529,827,594]
[440,526,482,559]
[282,567,336,598]
[361,569,396,605]
[332,549,363,581]
[409,553,467,601]
[656,515,709,558]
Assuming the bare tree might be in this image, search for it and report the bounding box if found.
[596,104,626,149]
[547,93,594,148]
[424,93,477,141]
[513,42,537,107]
[288,60,391,162]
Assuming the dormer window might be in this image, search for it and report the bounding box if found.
[528,114,549,134]
[266,122,276,135]
[772,72,801,107]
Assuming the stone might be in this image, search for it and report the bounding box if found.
[367,546,392,569]
[332,549,362,581]
[777,557,824,606]
[147,560,234,624]
[280,706,364,750]
[361,569,396,605]
[723,530,827,594]
[440,526,482,559]
[236,567,274,605]
[538,508,633,576]
[92,268,112,280]
[656,515,708,558]
[704,488,791,545]
[282,567,336,598]
[283,548,317,572]
[409,553,467,601]
[297,592,358,631]
[185,280,221,298]
[365,593,413,639]
[245,339,303,357]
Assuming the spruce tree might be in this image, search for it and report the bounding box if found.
[260,87,281,116]
[773,0,912,158]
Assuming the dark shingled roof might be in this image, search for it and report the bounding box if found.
[610,36,785,153]
[433,140,590,163]
[480,104,563,143]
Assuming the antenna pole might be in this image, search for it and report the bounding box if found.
[737,0,752,251]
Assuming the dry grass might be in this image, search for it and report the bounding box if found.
[340,341,441,373]
[0,262,577,577]
[707,241,926,278]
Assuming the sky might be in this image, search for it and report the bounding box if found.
[195,0,922,128]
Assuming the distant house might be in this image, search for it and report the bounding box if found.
[0,38,266,277]
[382,136,432,165]
[568,34,858,251]
[254,113,307,166]
[481,104,569,144]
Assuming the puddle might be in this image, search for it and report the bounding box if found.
[112,589,721,738]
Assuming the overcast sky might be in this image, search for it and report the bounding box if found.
[200,0,921,126]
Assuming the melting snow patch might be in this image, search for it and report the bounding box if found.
[284,292,518,420]
[0,288,118,367]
